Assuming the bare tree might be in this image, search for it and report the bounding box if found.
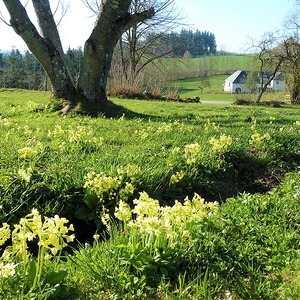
[279,38,300,103]
[2,0,155,115]
[250,32,285,102]
[84,0,182,83]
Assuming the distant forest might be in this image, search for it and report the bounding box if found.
[164,29,217,57]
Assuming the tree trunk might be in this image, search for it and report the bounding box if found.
[3,0,76,103]
[3,0,155,115]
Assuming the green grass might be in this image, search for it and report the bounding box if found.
[0,89,300,299]
[163,54,257,76]
[177,75,230,99]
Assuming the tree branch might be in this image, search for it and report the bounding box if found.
[122,7,155,33]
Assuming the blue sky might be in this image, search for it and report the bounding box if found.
[176,0,295,52]
[0,0,296,52]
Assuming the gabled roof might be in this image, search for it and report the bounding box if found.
[225,70,247,84]
[225,70,285,84]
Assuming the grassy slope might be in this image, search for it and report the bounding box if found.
[1,89,300,299]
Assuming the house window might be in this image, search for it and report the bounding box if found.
[229,82,231,87]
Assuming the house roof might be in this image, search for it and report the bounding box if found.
[225,70,247,84]
[225,70,284,84]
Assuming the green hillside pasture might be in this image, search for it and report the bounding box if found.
[162,54,257,80]
[188,54,257,73]
[177,75,229,99]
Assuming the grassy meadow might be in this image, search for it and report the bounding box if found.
[0,88,300,299]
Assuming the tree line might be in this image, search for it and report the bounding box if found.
[0,48,83,91]
[164,29,217,57]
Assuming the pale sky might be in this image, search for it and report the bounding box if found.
[0,0,296,53]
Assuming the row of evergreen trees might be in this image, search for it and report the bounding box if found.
[164,29,217,57]
[0,48,83,90]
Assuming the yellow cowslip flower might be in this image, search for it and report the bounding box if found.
[2,210,75,262]
[119,182,135,200]
[18,146,37,158]
[136,216,161,234]
[118,191,220,248]
[0,117,10,126]
[10,223,30,262]
[171,147,181,154]
[115,201,132,222]
[118,113,125,122]
[84,172,120,198]
[140,131,148,140]
[39,215,75,256]
[0,223,10,246]
[18,141,43,159]
[48,124,64,137]
[204,119,219,132]
[23,125,32,136]
[133,192,160,217]
[184,143,203,165]
[209,134,232,153]
[117,164,141,179]
[295,121,300,126]
[249,131,271,147]
[67,125,94,143]
[24,209,42,237]
[157,123,172,133]
[0,262,16,278]
[269,116,275,124]
[101,213,110,227]
[170,171,185,185]
[18,167,33,183]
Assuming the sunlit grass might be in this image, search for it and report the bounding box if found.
[0,89,300,299]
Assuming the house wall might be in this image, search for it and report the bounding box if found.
[224,80,232,92]
[224,80,249,93]
[270,80,285,91]
[224,80,285,93]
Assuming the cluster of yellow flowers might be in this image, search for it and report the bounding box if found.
[169,170,185,185]
[0,116,10,127]
[117,164,141,180]
[0,209,74,278]
[114,192,219,247]
[84,171,120,199]
[157,123,173,133]
[136,129,149,140]
[48,124,103,146]
[249,131,271,148]
[18,166,33,183]
[184,143,203,165]
[18,141,44,159]
[209,134,233,153]
[84,164,140,204]
[204,119,219,132]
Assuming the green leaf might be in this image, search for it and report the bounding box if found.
[42,269,67,286]
[26,259,37,289]
[84,190,99,209]
[75,206,91,219]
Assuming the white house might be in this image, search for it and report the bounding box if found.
[267,72,285,91]
[224,70,286,93]
[224,70,248,93]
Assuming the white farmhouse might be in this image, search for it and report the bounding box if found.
[224,70,285,93]
[224,70,247,93]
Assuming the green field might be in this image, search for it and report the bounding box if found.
[177,75,230,99]
[0,89,300,299]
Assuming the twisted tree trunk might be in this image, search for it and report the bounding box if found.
[3,0,154,115]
